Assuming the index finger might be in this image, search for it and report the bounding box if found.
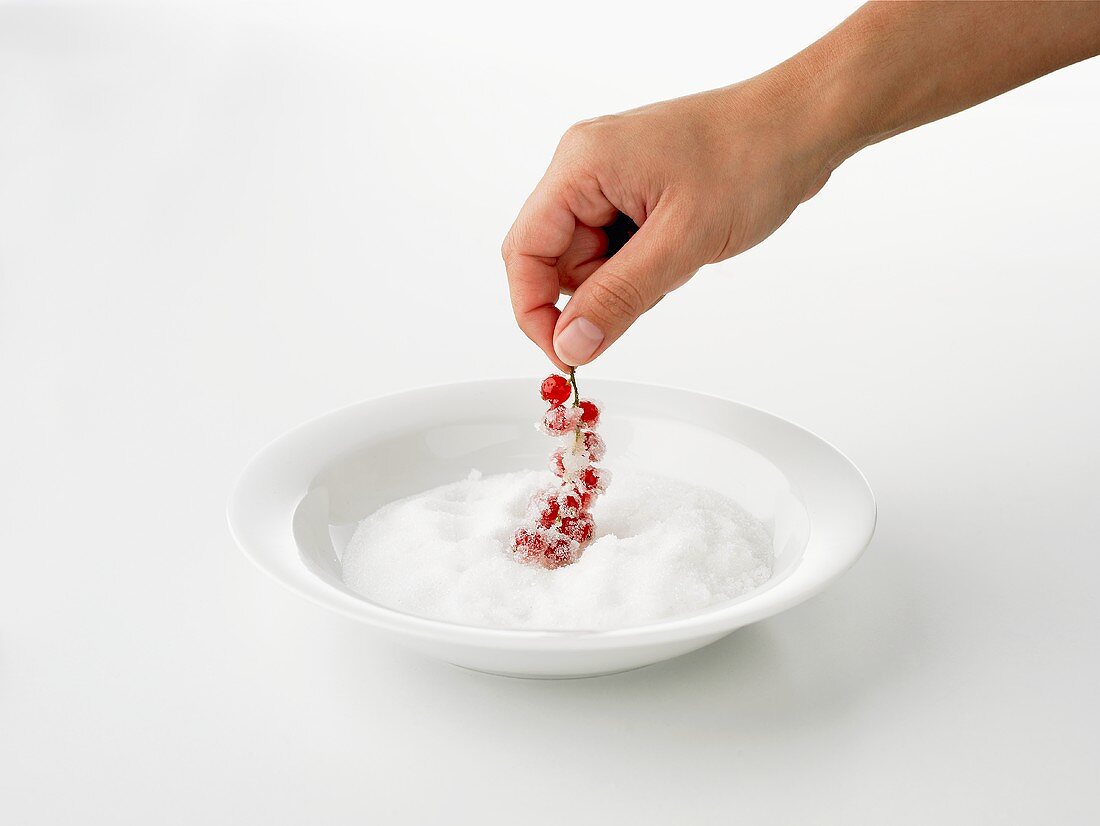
[502,178,576,370]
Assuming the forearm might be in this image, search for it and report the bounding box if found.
[775,1,1100,169]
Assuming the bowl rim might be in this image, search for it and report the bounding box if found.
[227,377,877,650]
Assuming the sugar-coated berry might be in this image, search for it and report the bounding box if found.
[516,373,607,570]
[578,400,600,427]
[512,528,547,561]
[543,534,577,569]
[542,405,578,436]
[571,486,594,510]
[540,375,571,406]
[579,466,606,492]
[537,497,559,528]
[559,513,594,543]
[530,487,552,511]
[582,432,606,462]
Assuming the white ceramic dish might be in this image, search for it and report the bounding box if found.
[227,379,876,678]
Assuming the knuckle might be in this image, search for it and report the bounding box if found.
[587,271,646,323]
[563,119,592,140]
[556,127,580,154]
[559,117,608,154]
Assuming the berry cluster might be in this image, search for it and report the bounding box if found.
[511,370,609,569]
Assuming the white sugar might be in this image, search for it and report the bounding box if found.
[340,469,774,631]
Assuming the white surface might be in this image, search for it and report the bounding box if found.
[1,0,1098,822]
[228,380,873,673]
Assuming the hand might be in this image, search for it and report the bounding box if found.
[501,79,836,369]
[502,1,1100,370]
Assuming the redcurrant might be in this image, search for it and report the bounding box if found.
[571,486,594,510]
[540,375,571,406]
[559,513,594,543]
[537,498,559,528]
[578,400,600,427]
[517,371,608,569]
[579,466,604,492]
[512,528,547,561]
[543,534,576,569]
[550,447,566,477]
[582,432,606,462]
[542,405,578,436]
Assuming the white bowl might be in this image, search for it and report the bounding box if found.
[227,379,875,678]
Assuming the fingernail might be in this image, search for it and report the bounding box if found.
[555,317,604,366]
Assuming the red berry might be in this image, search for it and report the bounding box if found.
[540,375,571,406]
[518,372,605,569]
[543,534,576,569]
[571,486,594,510]
[512,528,547,561]
[581,432,606,462]
[578,400,600,427]
[542,405,578,436]
[537,498,559,528]
[579,466,603,491]
[560,513,594,543]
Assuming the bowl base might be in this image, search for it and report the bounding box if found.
[452,663,651,680]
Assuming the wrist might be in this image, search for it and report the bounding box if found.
[760,40,879,176]
[747,6,916,178]
[715,61,862,199]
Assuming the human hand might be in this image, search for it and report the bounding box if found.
[503,2,1100,370]
[501,78,838,369]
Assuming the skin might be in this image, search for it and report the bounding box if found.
[502,1,1100,370]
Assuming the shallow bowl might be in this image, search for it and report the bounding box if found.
[227,379,875,678]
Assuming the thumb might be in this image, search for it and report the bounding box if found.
[553,207,698,366]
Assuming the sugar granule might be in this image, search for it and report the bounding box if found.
[340,469,774,631]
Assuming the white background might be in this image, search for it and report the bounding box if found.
[2,1,1099,822]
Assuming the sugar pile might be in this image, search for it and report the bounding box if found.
[341,469,774,630]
